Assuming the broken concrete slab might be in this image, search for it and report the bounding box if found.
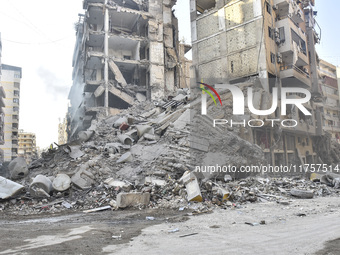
[136,125,154,137]
[181,172,202,202]
[78,130,94,143]
[8,157,28,180]
[108,60,127,86]
[69,145,85,159]
[144,177,166,186]
[52,174,71,192]
[117,152,133,163]
[71,169,95,190]
[290,189,314,199]
[94,85,105,98]
[114,116,128,128]
[116,192,150,208]
[0,176,25,199]
[29,175,53,198]
[136,93,146,102]
[104,178,126,188]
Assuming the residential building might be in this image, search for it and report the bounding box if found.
[317,59,340,142]
[191,0,321,166]
[0,33,5,163]
[68,0,191,139]
[0,64,21,162]
[18,130,37,165]
[58,117,68,145]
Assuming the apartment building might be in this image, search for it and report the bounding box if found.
[191,0,321,166]
[0,64,21,162]
[58,117,68,145]
[18,130,37,165]
[68,0,191,139]
[0,33,5,163]
[317,59,340,142]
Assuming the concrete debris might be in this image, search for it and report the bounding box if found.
[71,169,94,190]
[290,189,314,199]
[1,85,340,215]
[0,176,24,199]
[117,152,133,163]
[69,145,85,159]
[52,174,71,192]
[78,130,94,143]
[29,175,53,198]
[116,192,150,208]
[8,157,28,180]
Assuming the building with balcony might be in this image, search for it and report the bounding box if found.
[191,0,321,167]
[0,64,21,162]
[67,0,191,139]
[18,130,37,165]
[0,33,5,163]
[317,59,340,142]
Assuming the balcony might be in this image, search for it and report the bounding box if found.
[276,18,308,67]
[280,65,311,88]
[274,0,304,24]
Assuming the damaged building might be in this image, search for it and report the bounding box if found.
[190,0,324,167]
[67,0,191,139]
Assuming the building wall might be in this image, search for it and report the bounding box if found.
[0,64,21,162]
[191,0,320,167]
[18,130,37,165]
[67,0,187,139]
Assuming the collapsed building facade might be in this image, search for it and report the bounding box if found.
[67,0,191,139]
[190,0,324,166]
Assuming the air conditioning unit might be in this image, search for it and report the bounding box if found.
[277,53,283,63]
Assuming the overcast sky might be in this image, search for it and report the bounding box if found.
[0,0,338,149]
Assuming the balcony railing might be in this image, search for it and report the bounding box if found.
[280,64,310,78]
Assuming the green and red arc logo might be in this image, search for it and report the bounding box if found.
[198,81,222,106]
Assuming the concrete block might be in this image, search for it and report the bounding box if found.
[181,172,202,202]
[78,130,94,143]
[290,189,314,199]
[144,177,166,186]
[8,157,28,180]
[52,174,71,192]
[71,169,94,190]
[0,176,25,199]
[104,178,125,188]
[116,152,133,163]
[29,175,53,197]
[116,192,150,208]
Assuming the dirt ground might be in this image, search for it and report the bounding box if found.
[0,197,339,255]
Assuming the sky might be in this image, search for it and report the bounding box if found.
[0,0,338,149]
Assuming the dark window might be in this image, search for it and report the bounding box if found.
[13,98,19,104]
[268,27,273,39]
[231,61,234,73]
[266,2,272,14]
[279,27,285,42]
[270,52,276,64]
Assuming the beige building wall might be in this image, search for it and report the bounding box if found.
[0,64,21,162]
[18,130,37,165]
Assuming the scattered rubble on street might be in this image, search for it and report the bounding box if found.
[0,84,340,215]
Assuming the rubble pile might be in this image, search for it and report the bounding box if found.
[1,84,340,215]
